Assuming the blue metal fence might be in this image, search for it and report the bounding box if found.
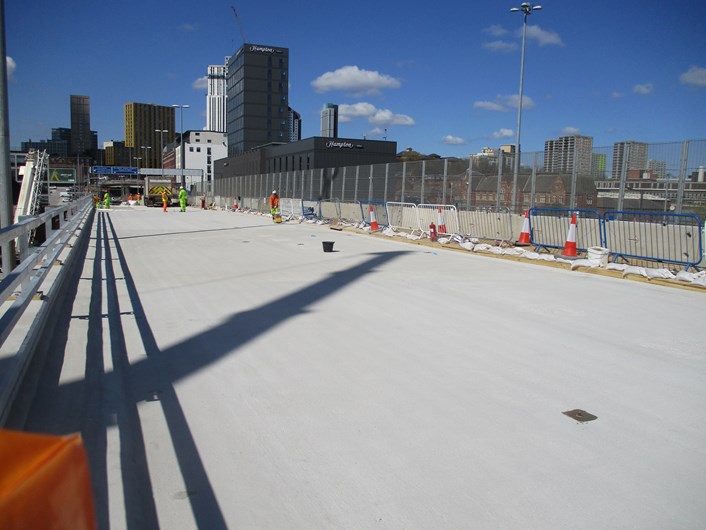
[603,211,703,270]
[360,200,389,227]
[528,207,703,269]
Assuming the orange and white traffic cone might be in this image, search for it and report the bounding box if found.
[369,204,380,231]
[561,213,578,258]
[516,210,531,246]
[437,207,447,234]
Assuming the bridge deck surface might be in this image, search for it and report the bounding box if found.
[13,205,706,529]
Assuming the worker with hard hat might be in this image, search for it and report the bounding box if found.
[268,189,281,223]
[178,186,188,212]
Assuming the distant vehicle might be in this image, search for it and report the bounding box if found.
[143,176,177,207]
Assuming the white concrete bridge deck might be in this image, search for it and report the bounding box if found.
[10,204,706,529]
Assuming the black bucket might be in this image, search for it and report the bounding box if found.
[322,241,335,252]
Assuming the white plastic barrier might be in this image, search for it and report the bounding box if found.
[386,202,419,232]
[417,204,459,236]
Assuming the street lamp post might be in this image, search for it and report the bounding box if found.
[155,129,168,178]
[141,145,152,169]
[133,156,141,169]
[172,104,190,188]
[510,2,541,214]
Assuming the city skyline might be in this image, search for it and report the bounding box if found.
[6,0,706,157]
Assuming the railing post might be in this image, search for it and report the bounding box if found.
[401,161,407,203]
[496,151,503,210]
[466,156,472,210]
[421,160,426,205]
[384,163,389,203]
[442,158,448,204]
[676,140,689,214]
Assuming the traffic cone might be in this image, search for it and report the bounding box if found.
[561,213,578,258]
[369,204,380,231]
[516,210,531,246]
[437,207,447,234]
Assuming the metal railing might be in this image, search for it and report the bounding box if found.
[0,197,94,425]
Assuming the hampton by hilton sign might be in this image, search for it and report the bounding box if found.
[326,141,363,149]
[250,45,284,54]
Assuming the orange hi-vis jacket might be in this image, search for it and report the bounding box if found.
[269,194,279,209]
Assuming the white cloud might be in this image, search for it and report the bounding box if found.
[633,83,654,95]
[338,102,377,122]
[492,128,514,139]
[562,126,580,135]
[482,40,517,53]
[338,102,414,127]
[679,66,706,87]
[192,76,207,90]
[311,66,401,96]
[474,94,535,112]
[610,91,624,99]
[484,25,509,37]
[370,108,415,126]
[474,101,506,112]
[6,57,15,80]
[503,94,536,110]
[525,25,564,46]
[178,23,194,31]
[442,135,465,145]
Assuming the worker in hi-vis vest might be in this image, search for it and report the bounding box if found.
[161,191,169,212]
[178,186,187,212]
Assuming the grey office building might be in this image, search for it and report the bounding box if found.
[226,43,289,156]
[321,103,338,138]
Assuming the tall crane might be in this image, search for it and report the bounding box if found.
[231,5,247,45]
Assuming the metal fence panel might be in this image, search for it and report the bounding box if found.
[386,202,419,232]
[603,211,703,268]
[360,200,389,227]
[530,208,603,252]
[458,207,514,241]
[417,204,459,236]
[320,199,341,221]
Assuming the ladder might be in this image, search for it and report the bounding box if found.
[14,149,48,223]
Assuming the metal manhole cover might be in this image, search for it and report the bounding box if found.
[562,409,597,422]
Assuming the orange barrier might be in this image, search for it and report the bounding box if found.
[0,429,96,530]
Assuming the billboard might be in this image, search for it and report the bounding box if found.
[48,168,76,184]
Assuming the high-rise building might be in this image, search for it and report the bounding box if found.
[612,141,648,179]
[226,43,289,156]
[288,107,301,142]
[647,159,667,179]
[320,103,338,138]
[544,135,594,175]
[70,95,91,156]
[206,57,229,133]
[124,103,175,168]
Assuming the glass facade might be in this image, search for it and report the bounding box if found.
[227,44,289,156]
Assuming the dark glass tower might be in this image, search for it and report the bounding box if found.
[70,95,91,156]
[226,43,289,156]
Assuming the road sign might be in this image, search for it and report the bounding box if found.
[91,166,139,175]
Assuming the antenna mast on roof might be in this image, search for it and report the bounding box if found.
[231,5,247,45]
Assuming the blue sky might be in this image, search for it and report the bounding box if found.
[6,0,706,157]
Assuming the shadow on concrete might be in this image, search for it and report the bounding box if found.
[116,223,268,241]
[16,210,409,529]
